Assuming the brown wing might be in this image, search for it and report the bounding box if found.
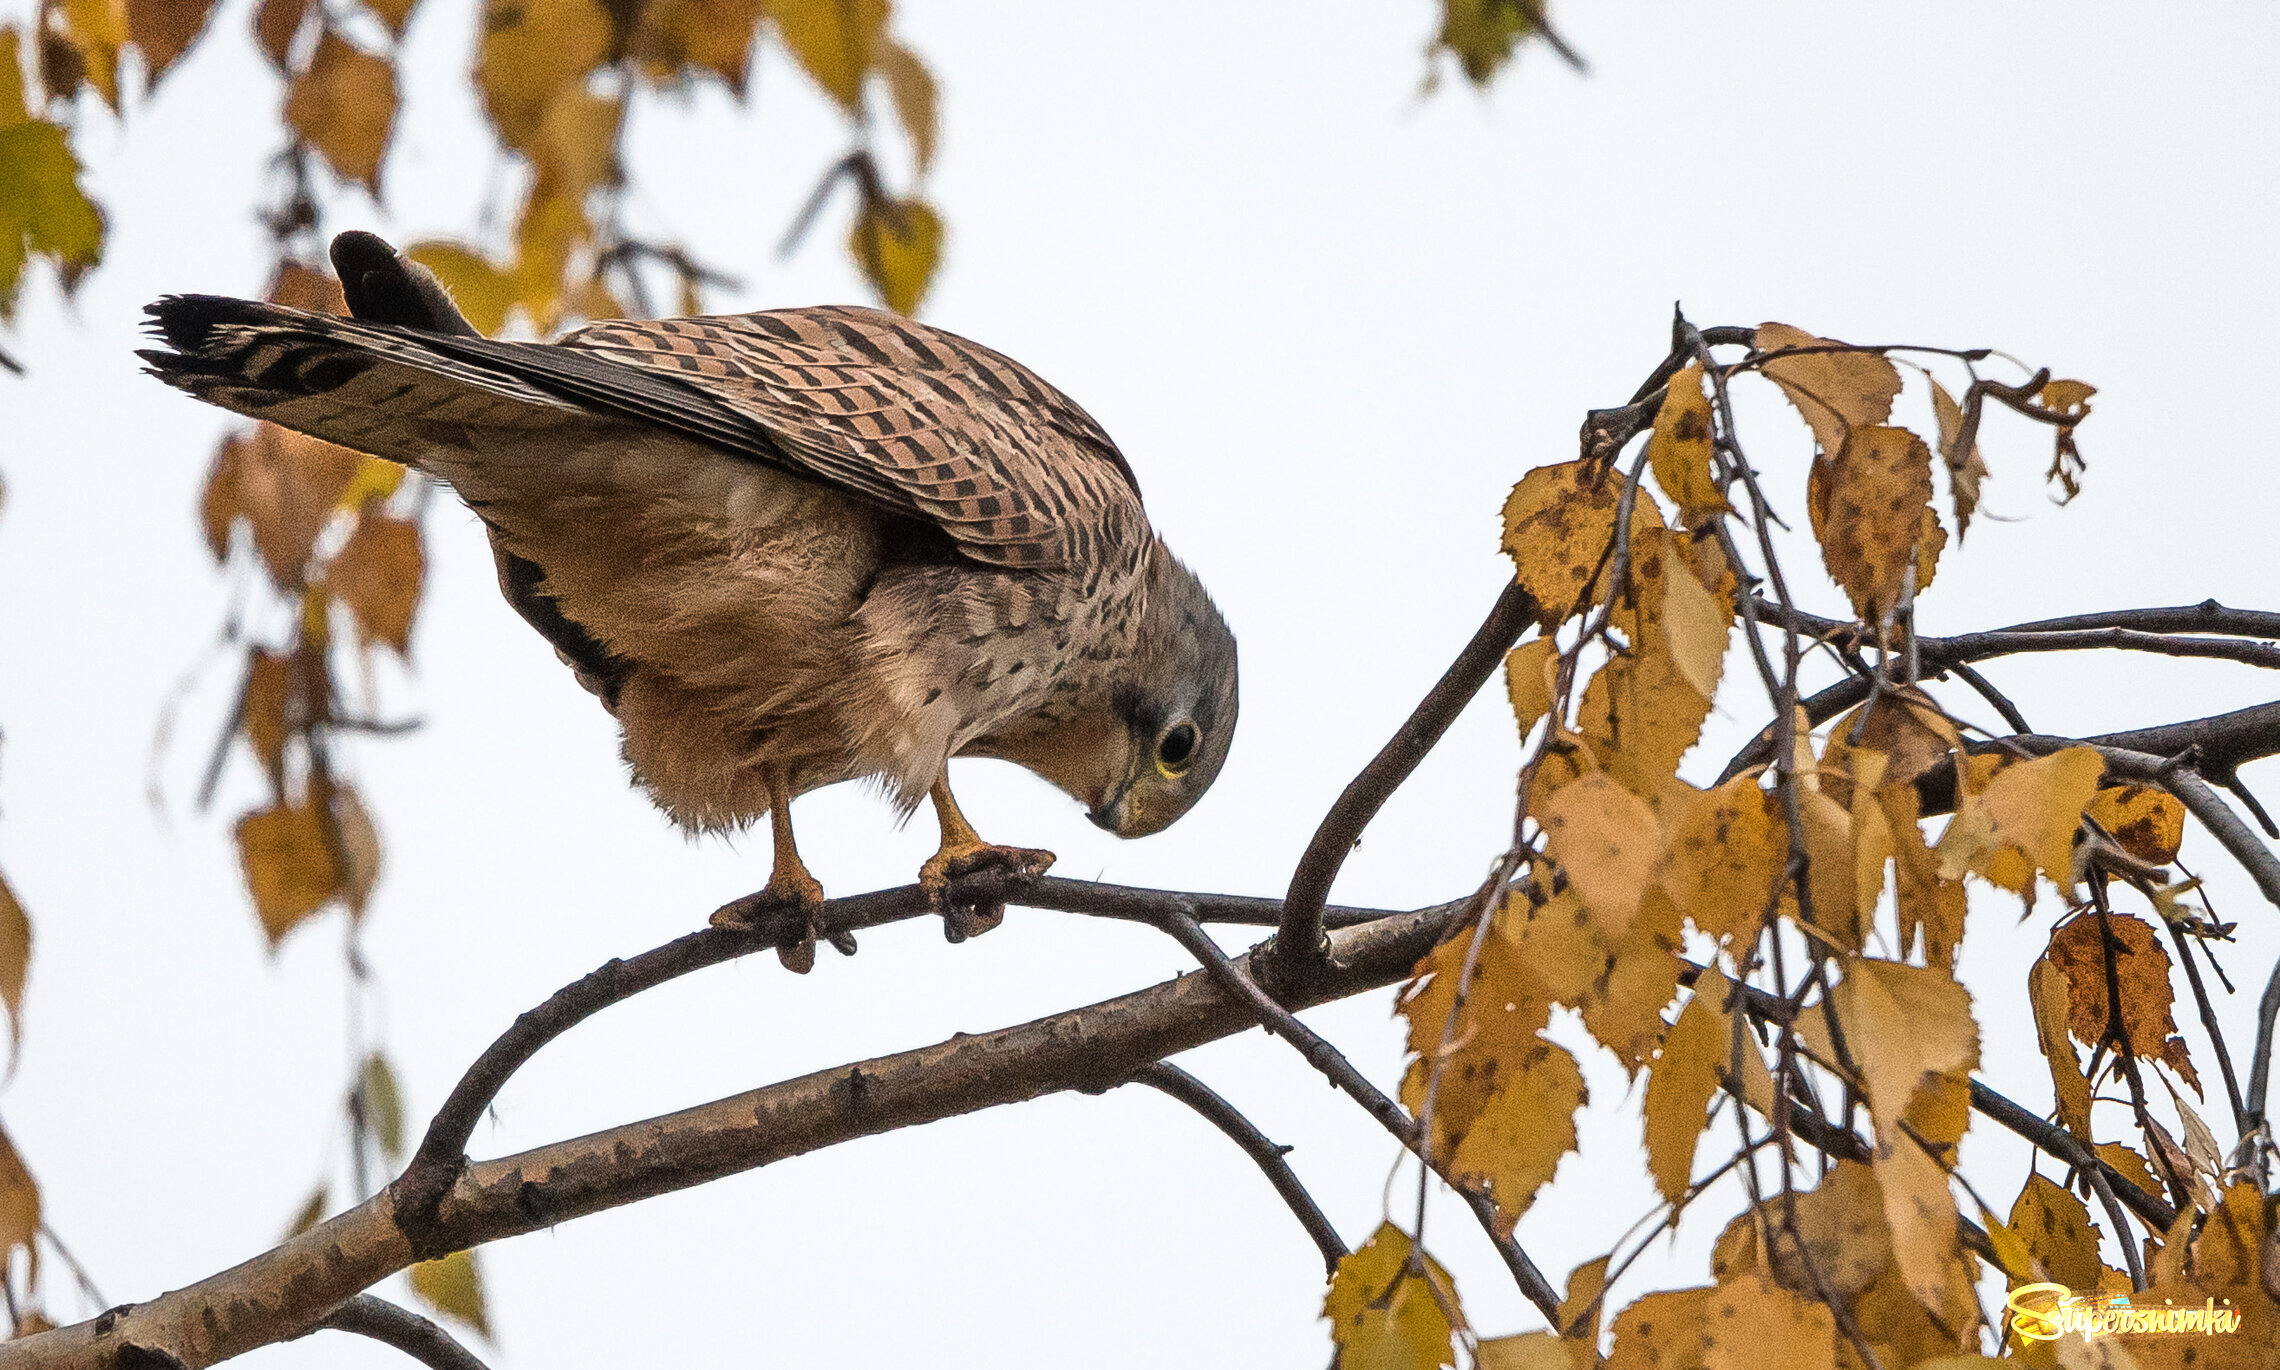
[558,307,1145,570]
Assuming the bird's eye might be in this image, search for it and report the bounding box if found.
[1156,722,1199,777]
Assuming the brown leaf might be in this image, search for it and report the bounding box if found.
[208,424,365,588]
[284,33,398,191]
[1823,686,1958,797]
[240,647,293,788]
[235,797,344,945]
[1663,776,1785,945]
[2046,912,2183,1066]
[876,37,936,172]
[1927,377,1988,541]
[333,783,381,916]
[362,0,419,38]
[768,0,885,112]
[631,0,764,92]
[1429,0,1537,87]
[1648,362,1728,526]
[1813,425,1935,623]
[475,0,611,149]
[267,258,344,314]
[329,512,424,654]
[1701,1270,1836,1370]
[1449,1039,1586,1234]
[2009,1172,2103,1290]
[126,0,218,84]
[252,0,309,69]
[410,1248,491,1339]
[849,193,941,316]
[1500,460,1621,627]
[1542,773,1662,940]
[2029,958,2093,1143]
[1882,782,1966,967]
[0,1121,37,1266]
[0,870,26,1058]
[1322,1223,1456,1370]
[54,0,127,107]
[1757,323,1901,459]
[2085,784,2185,866]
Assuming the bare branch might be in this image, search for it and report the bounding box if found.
[1275,581,1537,983]
[1116,1062,1347,1276]
[309,1297,489,1370]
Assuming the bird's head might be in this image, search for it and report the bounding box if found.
[1085,542,1239,838]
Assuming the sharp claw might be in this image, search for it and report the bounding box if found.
[919,844,1054,942]
[709,870,829,973]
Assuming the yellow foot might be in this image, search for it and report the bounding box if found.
[709,866,830,973]
[918,844,1055,942]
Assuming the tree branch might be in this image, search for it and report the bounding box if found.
[1115,1062,1347,1276]
[308,1297,489,1370]
[1274,581,1536,984]
[8,898,1468,1369]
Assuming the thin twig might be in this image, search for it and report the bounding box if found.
[1118,1062,1347,1275]
[311,1296,490,1370]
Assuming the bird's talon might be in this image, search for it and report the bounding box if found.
[919,844,1053,942]
[707,867,828,973]
[827,929,859,957]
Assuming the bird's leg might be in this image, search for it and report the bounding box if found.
[918,777,1055,942]
[708,770,834,973]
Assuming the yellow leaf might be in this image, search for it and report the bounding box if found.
[2084,784,2184,866]
[630,0,762,90]
[1574,518,1723,798]
[2038,379,2096,418]
[2008,1172,2102,1291]
[1756,322,1901,459]
[283,33,398,191]
[239,647,293,788]
[1700,1270,1836,1370]
[849,194,941,316]
[876,36,935,171]
[1795,787,1862,950]
[1664,775,1785,945]
[510,189,590,329]
[1833,957,1979,1132]
[1556,1255,1609,1341]
[56,0,128,108]
[284,1185,328,1237]
[1428,0,1535,87]
[1648,362,1728,525]
[1504,638,1557,740]
[0,871,23,1059]
[0,1121,37,1265]
[329,512,424,654]
[1869,1128,1975,1330]
[1541,773,1661,940]
[235,798,344,945]
[1813,425,1935,623]
[1939,745,2101,890]
[403,242,513,337]
[1477,1332,1588,1370]
[1659,532,1729,701]
[359,1051,405,1160]
[410,1248,491,1339]
[0,27,25,126]
[1928,377,1988,541]
[1448,1040,1586,1234]
[2094,1142,2159,1204]
[2028,958,2093,1143]
[1322,1223,1457,1370]
[0,116,105,319]
[1642,966,1737,1203]
[1579,887,1684,1075]
[1605,1287,1710,1370]
[1398,902,1551,1158]
[1782,1160,1894,1298]
[126,0,218,85]
[1975,1199,2037,1284]
[1499,460,1622,627]
[475,0,612,149]
[529,87,621,198]
[205,425,365,589]
[769,0,885,112]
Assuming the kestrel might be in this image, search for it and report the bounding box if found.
[143,232,1238,969]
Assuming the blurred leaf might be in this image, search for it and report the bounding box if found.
[54,0,128,108]
[1430,0,1536,87]
[284,32,398,191]
[1322,1222,1456,1370]
[336,454,405,511]
[239,647,293,789]
[267,258,345,314]
[235,796,344,945]
[529,87,620,197]
[333,782,381,916]
[403,242,513,336]
[0,1120,38,1269]
[849,193,940,316]
[476,0,611,150]
[632,0,764,93]
[251,0,309,71]
[126,0,218,85]
[410,1248,491,1339]
[0,114,106,321]
[0,27,23,122]
[359,1051,404,1161]
[511,189,589,327]
[1757,322,1901,459]
[0,869,25,1060]
[875,36,935,171]
[362,0,419,39]
[284,1185,328,1237]
[204,425,364,588]
[769,0,884,112]
[329,511,424,654]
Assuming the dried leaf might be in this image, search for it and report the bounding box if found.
[876,37,935,171]
[1648,362,1728,525]
[333,783,381,916]
[1937,745,2101,893]
[1834,957,1979,1130]
[849,193,941,316]
[1605,1287,1710,1370]
[1580,887,1685,1075]
[1928,377,1988,541]
[283,33,398,191]
[1643,967,1740,1203]
[208,425,365,588]
[0,871,24,1059]
[362,0,419,39]
[1504,638,1557,740]
[2095,1142,2160,1204]
[1664,775,1785,945]
[1449,1039,1586,1234]
[2039,379,2096,418]
[329,512,424,654]
[1542,773,1662,941]
[2029,957,2093,1142]
[1322,1223,1456,1370]
[410,1248,491,1339]
[769,0,885,111]
[1701,1270,1836,1370]
[1659,532,1730,701]
[2085,784,2184,866]
[630,0,764,92]
[1398,905,1551,1159]
[55,0,127,107]
[252,0,309,69]
[126,0,218,84]
[403,242,514,336]
[475,0,611,149]
[2046,913,2183,1066]
[1781,1161,1894,1298]
[1814,425,1935,623]
[1556,1255,1609,1341]
[1500,460,1621,627]
[0,1121,37,1267]
[1575,517,1721,796]
[2010,1172,2103,1290]
[235,798,344,945]
[1478,1333,1589,1370]
[1823,687,1958,796]
[267,258,345,314]
[1757,323,1901,458]
[240,648,293,788]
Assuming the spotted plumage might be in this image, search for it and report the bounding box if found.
[140,232,1237,965]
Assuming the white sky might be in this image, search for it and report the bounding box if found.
[2,2,2278,1364]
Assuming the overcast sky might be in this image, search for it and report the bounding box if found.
[3,2,2278,1365]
